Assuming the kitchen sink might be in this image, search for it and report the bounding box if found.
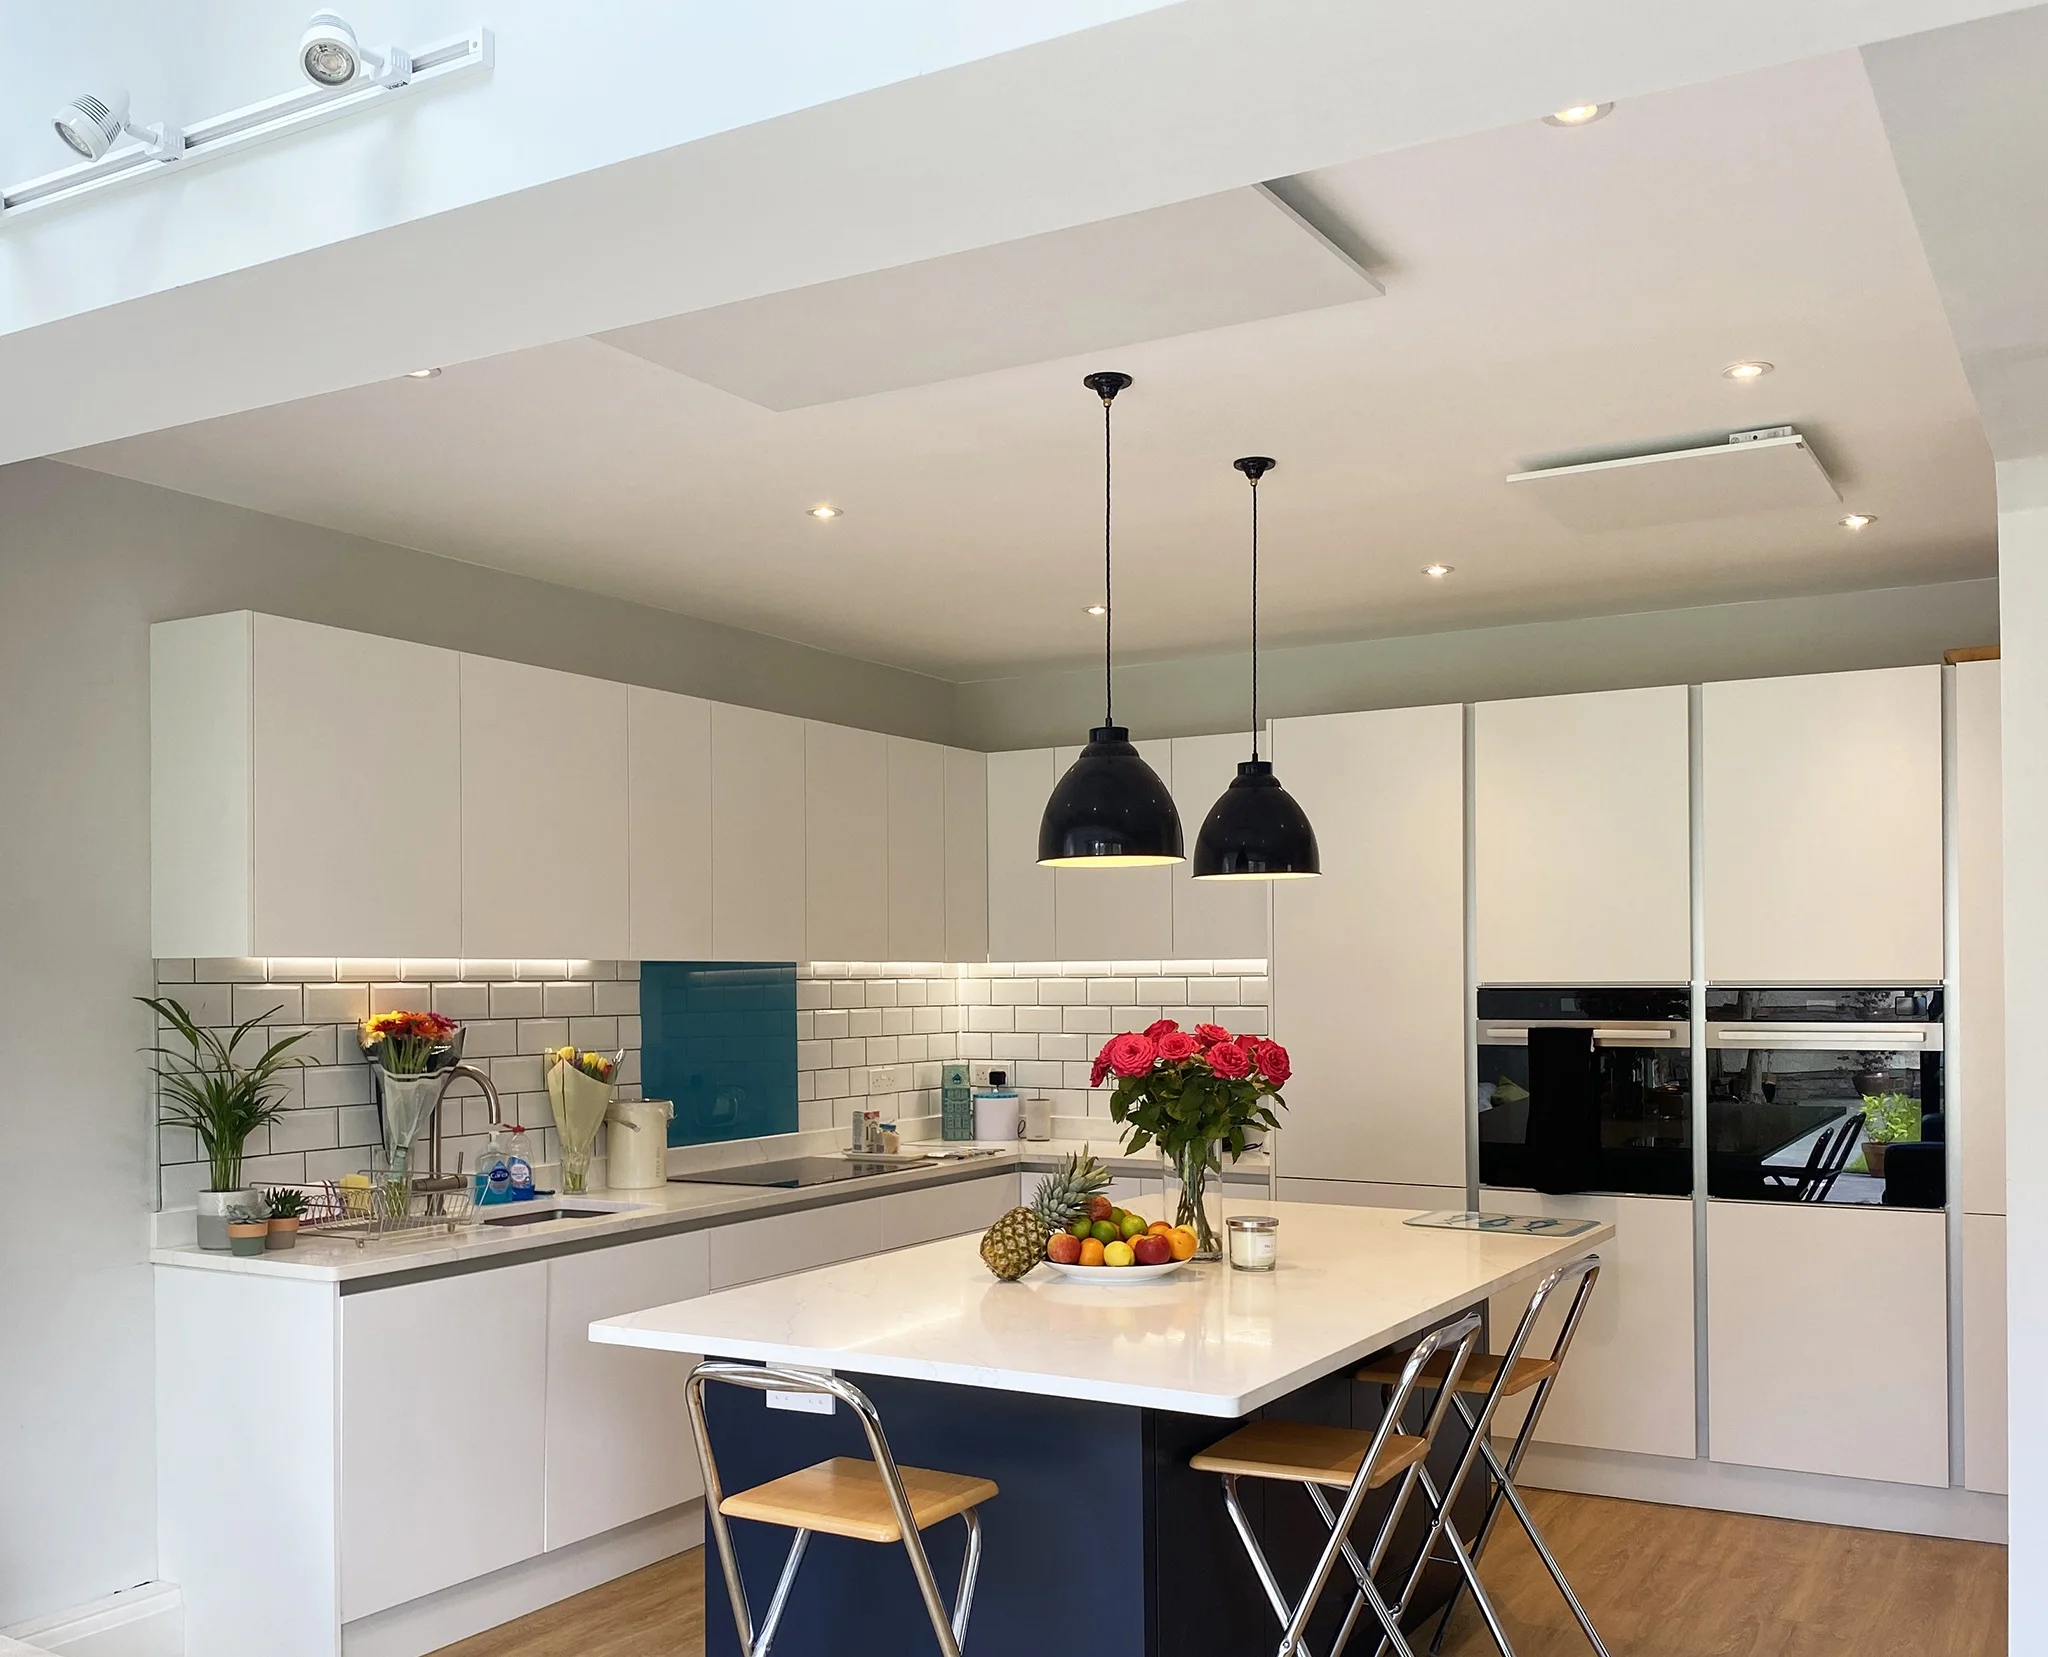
[480,1205,632,1228]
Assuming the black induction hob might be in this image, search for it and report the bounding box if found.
[669,1156,908,1190]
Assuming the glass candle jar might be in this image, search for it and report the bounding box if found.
[1226,1214,1279,1272]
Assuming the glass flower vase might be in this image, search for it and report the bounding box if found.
[1169,1141,1224,1261]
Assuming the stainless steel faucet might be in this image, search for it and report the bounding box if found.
[426,1062,505,1183]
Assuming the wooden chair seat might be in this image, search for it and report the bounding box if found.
[1189,1419,1427,1490]
[1355,1350,1558,1398]
[719,1456,999,1545]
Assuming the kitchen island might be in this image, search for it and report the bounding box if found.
[594,1200,1612,1655]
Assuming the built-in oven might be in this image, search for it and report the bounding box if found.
[1704,987,1944,1208]
[1476,988,1692,1197]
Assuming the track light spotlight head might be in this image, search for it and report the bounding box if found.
[53,90,131,161]
[300,13,368,86]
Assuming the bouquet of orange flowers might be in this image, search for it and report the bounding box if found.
[360,1009,462,1075]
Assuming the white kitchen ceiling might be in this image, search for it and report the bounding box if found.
[59,50,1992,682]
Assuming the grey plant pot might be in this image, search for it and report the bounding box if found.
[196,1188,253,1252]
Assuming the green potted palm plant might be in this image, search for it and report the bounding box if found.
[145,996,311,1250]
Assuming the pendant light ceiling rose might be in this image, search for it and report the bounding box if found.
[1038,369,1185,868]
[1192,451,1320,880]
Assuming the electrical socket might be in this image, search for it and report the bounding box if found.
[766,1389,835,1415]
[867,1064,908,1095]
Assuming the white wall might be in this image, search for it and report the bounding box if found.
[0,457,954,1628]
[1998,470,2048,1645]
[956,579,1999,750]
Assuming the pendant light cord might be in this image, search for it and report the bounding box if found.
[1102,393,1114,728]
[1249,471,1260,760]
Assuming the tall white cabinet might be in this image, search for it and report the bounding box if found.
[710,703,807,960]
[1271,705,1467,1191]
[1700,667,1943,983]
[986,749,1058,961]
[627,686,714,960]
[943,748,990,963]
[1475,686,1691,984]
[805,721,890,961]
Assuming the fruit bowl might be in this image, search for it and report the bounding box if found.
[1038,1258,1190,1285]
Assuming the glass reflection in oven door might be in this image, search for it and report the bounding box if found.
[1704,992,1943,1208]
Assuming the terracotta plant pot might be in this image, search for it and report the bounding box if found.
[225,1219,271,1258]
[264,1216,302,1250]
[1863,1141,1888,1179]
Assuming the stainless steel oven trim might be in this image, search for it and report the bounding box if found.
[1705,1022,1944,1051]
[1479,1021,1691,1047]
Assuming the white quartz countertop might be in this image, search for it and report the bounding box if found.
[146,1137,1259,1284]
[591,1201,1613,1418]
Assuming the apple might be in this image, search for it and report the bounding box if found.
[1089,1196,1116,1222]
[1047,1231,1084,1265]
[1132,1234,1172,1266]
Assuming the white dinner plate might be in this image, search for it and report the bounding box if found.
[1037,1258,1189,1285]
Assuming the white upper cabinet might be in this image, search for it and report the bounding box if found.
[1956,660,2005,1216]
[626,686,713,961]
[151,613,464,959]
[1169,732,1271,962]
[1476,685,1691,984]
[1053,738,1176,961]
[1272,705,1467,1187]
[1701,666,1942,983]
[460,655,630,961]
[711,703,807,961]
[887,737,948,962]
[986,749,1057,961]
[943,748,990,963]
[806,721,890,961]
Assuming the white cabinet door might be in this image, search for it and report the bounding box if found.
[1483,1193,1695,1460]
[711,703,807,960]
[627,686,713,960]
[986,749,1057,961]
[1706,1202,1947,1486]
[1053,739,1176,961]
[544,1233,711,1550]
[887,737,948,962]
[806,722,890,961]
[944,748,990,963]
[252,616,465,959]
[1964,1212,2006,1494]
[1169,732,1271,961]
[875,1175,1016,1249]
[340,1263,548,1619]
[1701,667,1942,983]
[461,655,630,960]
[1956,661,2005,1217]
[707,1200,888,1288]
[1476,686,1691,984]
[1271,707,1467,1187]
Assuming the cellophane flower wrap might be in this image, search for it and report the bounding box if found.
[359,1009,463,1075]
[1092,1020,1290,1256]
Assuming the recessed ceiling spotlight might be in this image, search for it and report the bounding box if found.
[807,505,842,520]
[1723,360,1774,381]
[1423,564,1454,578]
[1085,604,1107,617]
[405,367,441,379]
[1543,102,1613,127]
[1840,513,1877,530]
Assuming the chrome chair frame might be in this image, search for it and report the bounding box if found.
[1368,1255,1608,1657]
[685,1360,986,1657]
[1210,1310,1500,1657]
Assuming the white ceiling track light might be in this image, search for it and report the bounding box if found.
[3,17,492,224]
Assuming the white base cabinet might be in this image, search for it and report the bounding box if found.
[1482,1192,1696,1461]
[1964,1212,2007,1494]
[1707,1202,1948,1487]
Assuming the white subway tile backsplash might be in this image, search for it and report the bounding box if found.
[370,983,425,1016]
[846,1008,883,1038]
[595,979,640,1016]
[568,1016,619,1050]
[302,983,370,1025]
[990,979,1036,1006]
[1187,977,1239,1001]
[337,1104,382,1147]
[235,982,300,1026]
[157,959,195,983]
[402,959,462,981]
[811,1009,849,1040]
[1239,976,1270,1005]
[954,978,992,1006]
[1015,1061,1065,1088]
[1111,961,1162,977]
[304,1064,373,1108]
[517,961,569,981]
[1233,1006,1271,1035]
[989,1034,1039,1062]
[1138,978,1187,1002]
[1038,1033,1090,1061]
[195,957,266,982]
[458,959,514,982]
[897,980,929,1007]
[830,981,864,1009]
[465,1019,517,1058]
[516,1018,569,1052]
[268,1108,339,1154]
[864,980,899,1007]
[267,958,338,982]
[1015,1006,1062,1034]
[1086,979,1137,1005]
[956,1031,991,1060]
[797,980,832,1011]
[912,1006,942,1035]
[831,1038,868,1067]
[1035,977,1084,1005]
[1063,1005,1114,1034]
[544,981,596,1017]
[882,1006,913,1036]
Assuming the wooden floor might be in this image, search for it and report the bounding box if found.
[432,1490,2004,1657]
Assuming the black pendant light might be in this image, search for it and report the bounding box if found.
[1038,372,1184,868]
[1192,457,1320,880]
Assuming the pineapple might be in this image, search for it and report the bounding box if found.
[979,1150,1111,1280]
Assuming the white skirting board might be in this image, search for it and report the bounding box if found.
[340,1500,703,1657]
[1515,1440,2007,1544]
[2,1583,183,1657]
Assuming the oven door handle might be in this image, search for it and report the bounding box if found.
[1711,1025,1937,1049]
[1593,1027,1676,1043]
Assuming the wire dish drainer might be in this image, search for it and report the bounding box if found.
[254,1178,475,1247]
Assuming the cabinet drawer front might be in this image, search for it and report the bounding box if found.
[876,1176,1016,1250]
[708,1202,887,1289]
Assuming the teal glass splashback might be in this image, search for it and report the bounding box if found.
[640,963,798,1146]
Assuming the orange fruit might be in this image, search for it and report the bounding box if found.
[1079,1237,1106,1267]
[1147,1220,1175,1236]
[1167,1227,1198,1262]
